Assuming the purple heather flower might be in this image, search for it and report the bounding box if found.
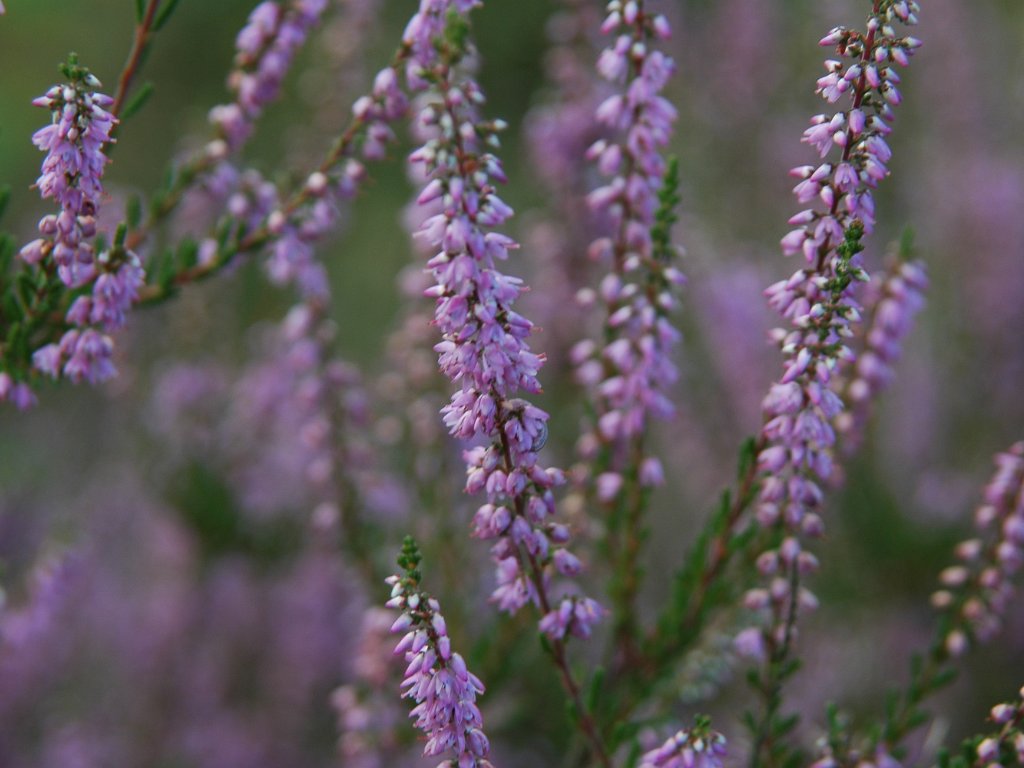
[31,247,145,385]
[538,595,605,641]
[931,442,1024,652]
[574,0,682,503]
[836,258,927,449]
[746,1,921,645]
[21,71,117,288]
[386,564,493,768]
[0,373,37,410]
[639,722,727,768]
[403,0,597,627]
[520,0,604,377]
[212,0,329,150]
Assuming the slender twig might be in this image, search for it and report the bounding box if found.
[130,41,413,295]
[111,0,162,120]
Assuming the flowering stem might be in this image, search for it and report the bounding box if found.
[609,446,649,663]
[134,111,364,303]
[496,427,613,768]
[749,564,803,768]
[645,437,763,666]
[598,439,763,741]
[130,38,413,296]
[831,442,1024,765]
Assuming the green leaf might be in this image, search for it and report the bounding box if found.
[0,185,11,223]
[0,234,15,268]
[135,0,145,22]
[775,712,800,737]
[126,194,143,229]
[176,238,198,270]
[121,81,155,122]
[737,436,758,482]
[740,710,759,735]
[14,272,36,313]
[585,667,605,712]
[155,0,183,31]
[898,225,915,258]
[930,666,958,692]
[564,698,579,725]
[906,708,930,730]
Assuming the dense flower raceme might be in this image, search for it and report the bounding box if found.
[639,722,727,768]
[17,64,147,390]
[210,0,329,151]
[835,257,928,450]
[403,2,601,639]
[743,1,922,649]
[31,245,145,386]
[573,0,682,498]
[931,442,1024,656]
[521,0,605,370]
[19,65,116,288]
[387,542,493,768]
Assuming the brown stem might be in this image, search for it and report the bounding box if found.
[111,0,162,120]
[430,60,613,761]
[134,110,370,304]
[497,428,613,768]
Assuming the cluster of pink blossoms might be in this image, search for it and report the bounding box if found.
[977,686,1024,767]
[386,544,493,768]
[836,257,928,448]
[639,722,727,768]
[19,66,147,389]
[210,0,329,151]
[745,0,921,650]
[574,0,682,500]
[20,72,116,288]
[932,442,1024,656]
[259,66,407,299]
[403,0,600,639]
[32,247,145,386]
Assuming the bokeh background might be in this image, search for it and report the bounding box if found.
[0,1,1022,766]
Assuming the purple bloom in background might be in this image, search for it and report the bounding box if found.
[211,0,329,151]
[0,485,359,768]
[574,0,682,469]
[836,257,927,450]
[20,69,117,287]
[932,442,1024,655]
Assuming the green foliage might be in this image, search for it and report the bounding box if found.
[442,7,473,59]
[170,462,302,564]
[121,81,155,122]
[154,0,183,31]
[397,534,423,585]
[652,156,682,264]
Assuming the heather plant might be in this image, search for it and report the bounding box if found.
[0,1,1022,768]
